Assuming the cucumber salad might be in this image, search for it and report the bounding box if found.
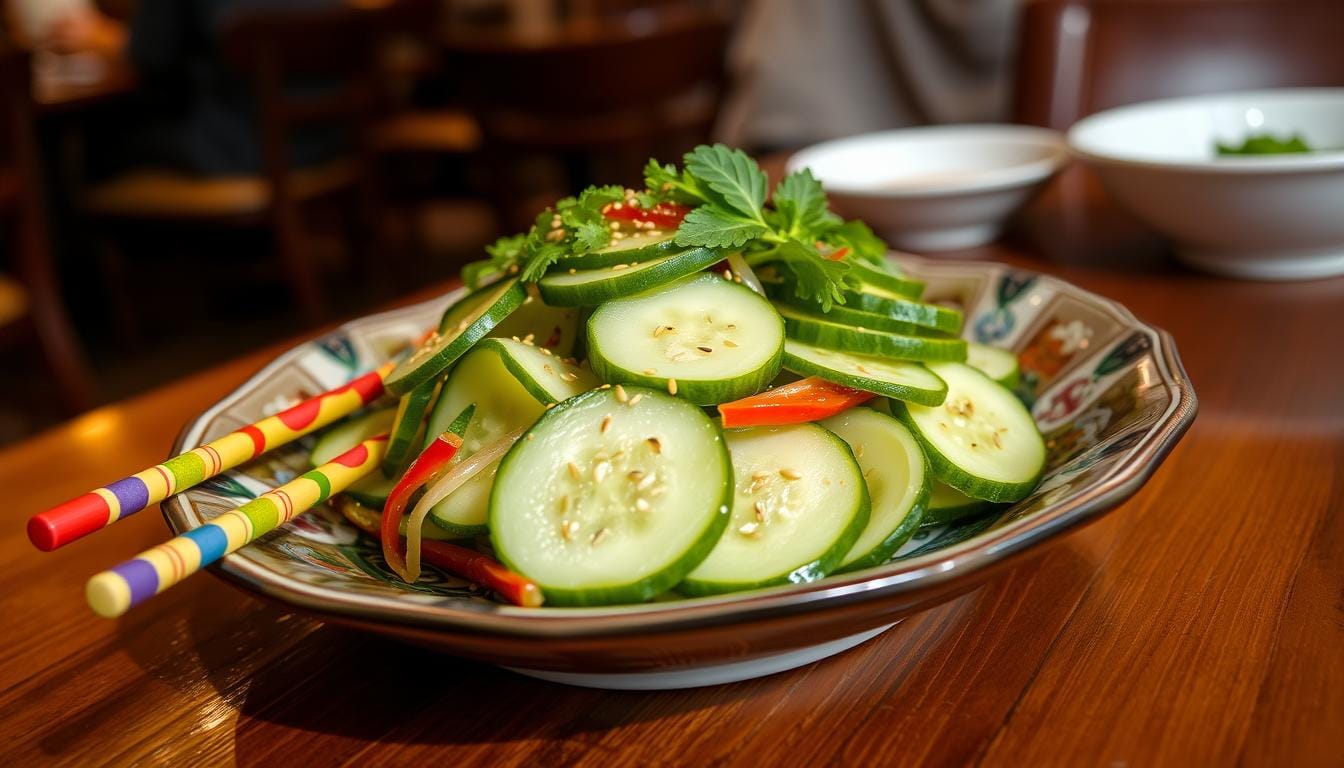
[315,145,1047,607]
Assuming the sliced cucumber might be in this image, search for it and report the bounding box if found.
[924,480,994,526]
[477,337,599,406]
[850,260,926,300]
[558,231,681,271]
[381,376,441,476]
[587,273,784,405]
[782,339,947,406]
[490,387,732,606]
[778,305,968,362]
[680,424,869,595]
[893,362,1045,502]
[966,342,1021,389]
[441,282,580,354]
[771,278,961,336]
[388,277,526,395]
[819,408,929,572]
[536,246,721,307]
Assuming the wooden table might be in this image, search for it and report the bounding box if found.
[2,165,1341,766]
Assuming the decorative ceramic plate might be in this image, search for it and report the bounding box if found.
[163,256,1197,690]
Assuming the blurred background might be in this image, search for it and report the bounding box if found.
[0,0,1336,446]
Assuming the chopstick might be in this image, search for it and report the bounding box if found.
[86,435,388,618]
[27,361,396,552]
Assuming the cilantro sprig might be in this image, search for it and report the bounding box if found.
[463,144,889,312]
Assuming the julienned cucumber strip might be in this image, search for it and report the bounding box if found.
[679,423,869,595]
[831,285,965,335]
[923,479,994,526]
[536,246,721,307]
[782,339,947,406]
[778,305,968,362]
[388,277,526,395]
[820,408,930,572]
[490,387,733,606]
[966,342,1020,389]
[557,232,682,271]
[765,282,949,337]
[587,273,784,405]
[893,362,1046,503]
[381,376,442,476]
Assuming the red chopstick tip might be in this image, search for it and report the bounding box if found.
[27,515,59,551]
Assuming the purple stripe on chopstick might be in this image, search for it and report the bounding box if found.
[107,477,149,519]
[111,559,159,604]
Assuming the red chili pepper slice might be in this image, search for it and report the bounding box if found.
[381,432,462,580]
[718,376,875,428]
[603,202,691,229]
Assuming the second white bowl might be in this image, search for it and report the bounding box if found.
[787,125,1068,252]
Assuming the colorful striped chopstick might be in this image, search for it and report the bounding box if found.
[28,361,395,552]
[86,435,388,618]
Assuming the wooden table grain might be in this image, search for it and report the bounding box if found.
[2,165,1341,767]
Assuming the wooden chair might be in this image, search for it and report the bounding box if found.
[83,3,391,326]
[439,6,733,229]
[1013,0,1344,130]
[0,45,97,413]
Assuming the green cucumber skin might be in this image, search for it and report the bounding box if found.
[556,234,682,270]
[850,261,926,300]
[381,377,440,476]
[488,387,734,607]
[388,279,527,395]
[890,372,1045,503]
[921,499,996,527]
[838,289,964,335]
[536,247,722,307]
[766,284,945,337]
[837,471,929,574]
[780,309,968,362]
[677,427,872,596]
[472,337,589,406]
[425,403,487,536]
[780,347,947,407]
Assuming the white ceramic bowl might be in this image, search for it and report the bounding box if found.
[787,125,1068,252]
[1068,88,1344,280]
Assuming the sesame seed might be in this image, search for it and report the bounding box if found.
[614,384,629,403]
[600,415,612,434]
[543,364,554,375]
[647,437,662,454]
[628,394,643,406]
[697,346,713,353]
[856,364,870,375]
[569,268,577,274]
[560,371,578,382]
[723,268,732,280]
[545,402,556,409]
[610,221,621,231]
[613,263,629,271]
[856,444,865,458]
[780,469,801,480]
[523,333,535,344]
[993,433,1003,449]
[628,470,645,481]
[653,325,676,337]
[637,473,656,491]
[738,522,760,536]
[667,378,678,395]
[724,339,738,348]
[643,367,657,375]
[511,335,521,342]
[540,347,552,356]
[567,462,581,480]
[752,470,770,480]
[753,500,766,522]
[591,527,610,546]
[613,202,624,210]
[635,498,651,513]
[558,495,570,514]
[526,433,535,441]
[594,461,610,483]
[599,383,611,390]
[561,519,576,540]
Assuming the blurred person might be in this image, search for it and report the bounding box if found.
[40,0,344,176]
[719,0,1020,150]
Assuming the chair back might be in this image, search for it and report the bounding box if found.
[1013,0,1344,129]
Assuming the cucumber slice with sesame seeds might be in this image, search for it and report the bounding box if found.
[819,408,930,572]
[782,339,948,406]
[966,342,1021,389]
[536,246,721,307]
[440,284,582,358]
[778,305,968,362]
[388,277,526,395]
[557,231,682,271]
[679,423,869,595]
[490,387,733,606]
[923,480,995,526]
[892,362,1046,503]
[587,273,784,405]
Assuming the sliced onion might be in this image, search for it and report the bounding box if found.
[403,427,524,581]
[727,252,764,295]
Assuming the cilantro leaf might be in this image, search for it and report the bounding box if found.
[675,206,768,249]
[518,241,567,282]
[767,239,852,312]
[683,144,768,221]
[773,169,831,236]
[820,219,888,264]
[572,220,611,251]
